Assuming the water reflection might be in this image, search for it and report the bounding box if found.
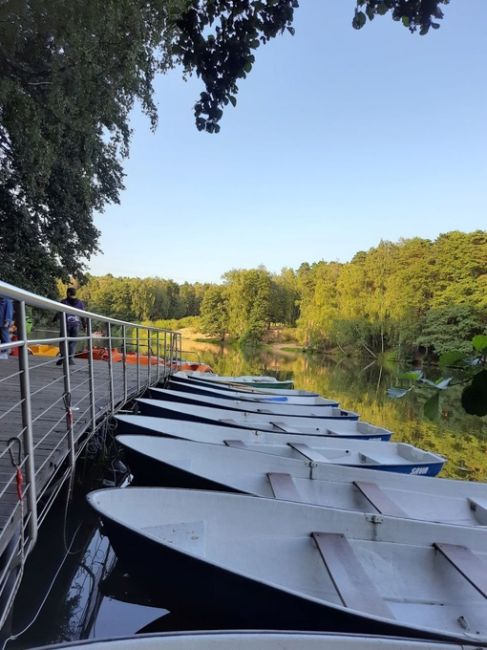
[184,342,487,481]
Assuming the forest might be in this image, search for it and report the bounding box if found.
[75,230,487,357]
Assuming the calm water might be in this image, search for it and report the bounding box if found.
[6,346,487,647]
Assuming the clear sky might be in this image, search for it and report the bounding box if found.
[88,1,487,284]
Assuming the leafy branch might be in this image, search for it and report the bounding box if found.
[387,335,487,417]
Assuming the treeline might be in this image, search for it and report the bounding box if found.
[76,275,209,322]
[76,231,487,355]
[295,231,487,355]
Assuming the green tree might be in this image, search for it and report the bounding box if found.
[0,0,297,293]
[199,284,229,340]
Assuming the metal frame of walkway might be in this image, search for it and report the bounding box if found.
[0,280,181,628]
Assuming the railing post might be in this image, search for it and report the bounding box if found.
[135,328,140,392]
[156,331,160,385]
[17,300,38,545]
[60,313,76,485]
[87,319,96,433]
[147,328,151,386]
[122,325,127,404]
[107,322,114,412]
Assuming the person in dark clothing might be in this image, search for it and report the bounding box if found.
[0,295,14,359]
[55,287,87,365]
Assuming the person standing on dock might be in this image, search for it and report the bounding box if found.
[55,287,87,366]
[0,295,14,359]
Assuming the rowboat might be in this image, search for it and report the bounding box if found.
[172,371,294,390]
[87,488,487,643]
[134,399,379,439]
[32,632,471,650]
[116,434,445,479]
[166,379,337,405]
[148,387,340,414]
[171,372,319,396]
[117,412,392,442]
[114,437,487,524]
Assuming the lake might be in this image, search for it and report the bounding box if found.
[7,344,487,647]
[183,342,487,481]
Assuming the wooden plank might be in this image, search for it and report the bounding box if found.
[288,442,329,463]
[223,440,247,449]
[267,473,300,501]
[434,543,487,598]
[311,532,394,619]
[353,481,407,517]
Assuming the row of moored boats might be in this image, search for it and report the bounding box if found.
[58,371,487,649]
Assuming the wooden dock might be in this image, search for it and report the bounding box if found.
[0,354,166,556]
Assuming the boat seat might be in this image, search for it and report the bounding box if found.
[358,453,381,465]
[269,421,296,433]
[326,427,348,437]
[434,543,487,598]
[311,532,394,619]
[267,473,301,501]
[468,498,487,526]
[223,440,247,449]
[288,443,330,463]
[353,481,407,517]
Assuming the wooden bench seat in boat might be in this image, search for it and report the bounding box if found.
[267,472,301,501]
[353,481,408,518]
[311,532,394,619]
[358,452,382,465]
[269,421,299,433]
[468,498,487,525]
[223,440,248,449]
[287,443,330,463]
[434,542,487,598]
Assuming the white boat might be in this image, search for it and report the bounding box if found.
[87,488,487,643]
[32,632,470,650]
[172,371,294,389]
[134,400,377,439]
[117,412,392,443]
[149,387,340,415]
[114,417,442,475]
[115,436,486,525]
[167,379,338,406]
[171,372,319,396]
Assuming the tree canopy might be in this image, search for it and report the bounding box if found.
[1,0,451,294]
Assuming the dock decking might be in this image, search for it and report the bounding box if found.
[0,354,166,555]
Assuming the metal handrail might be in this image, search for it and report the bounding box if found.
[0,279,181,630]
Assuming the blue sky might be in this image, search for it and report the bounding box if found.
[88,1,487,284]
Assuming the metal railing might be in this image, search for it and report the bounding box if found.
[0,280,181,629]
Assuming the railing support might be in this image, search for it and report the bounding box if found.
[60,314,76,479]
[156,331,160,385]
[107,323,114,412]
[87,319,97,433]
[122,325,127,404]
[136,328,140,392]
[147,327,151,386]
[17,300,38,545]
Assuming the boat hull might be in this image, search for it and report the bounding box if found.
[99,515,427,640]
[90,488,487,644]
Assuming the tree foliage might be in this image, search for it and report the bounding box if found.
[353,0,449,35]
[1,0,453,294]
